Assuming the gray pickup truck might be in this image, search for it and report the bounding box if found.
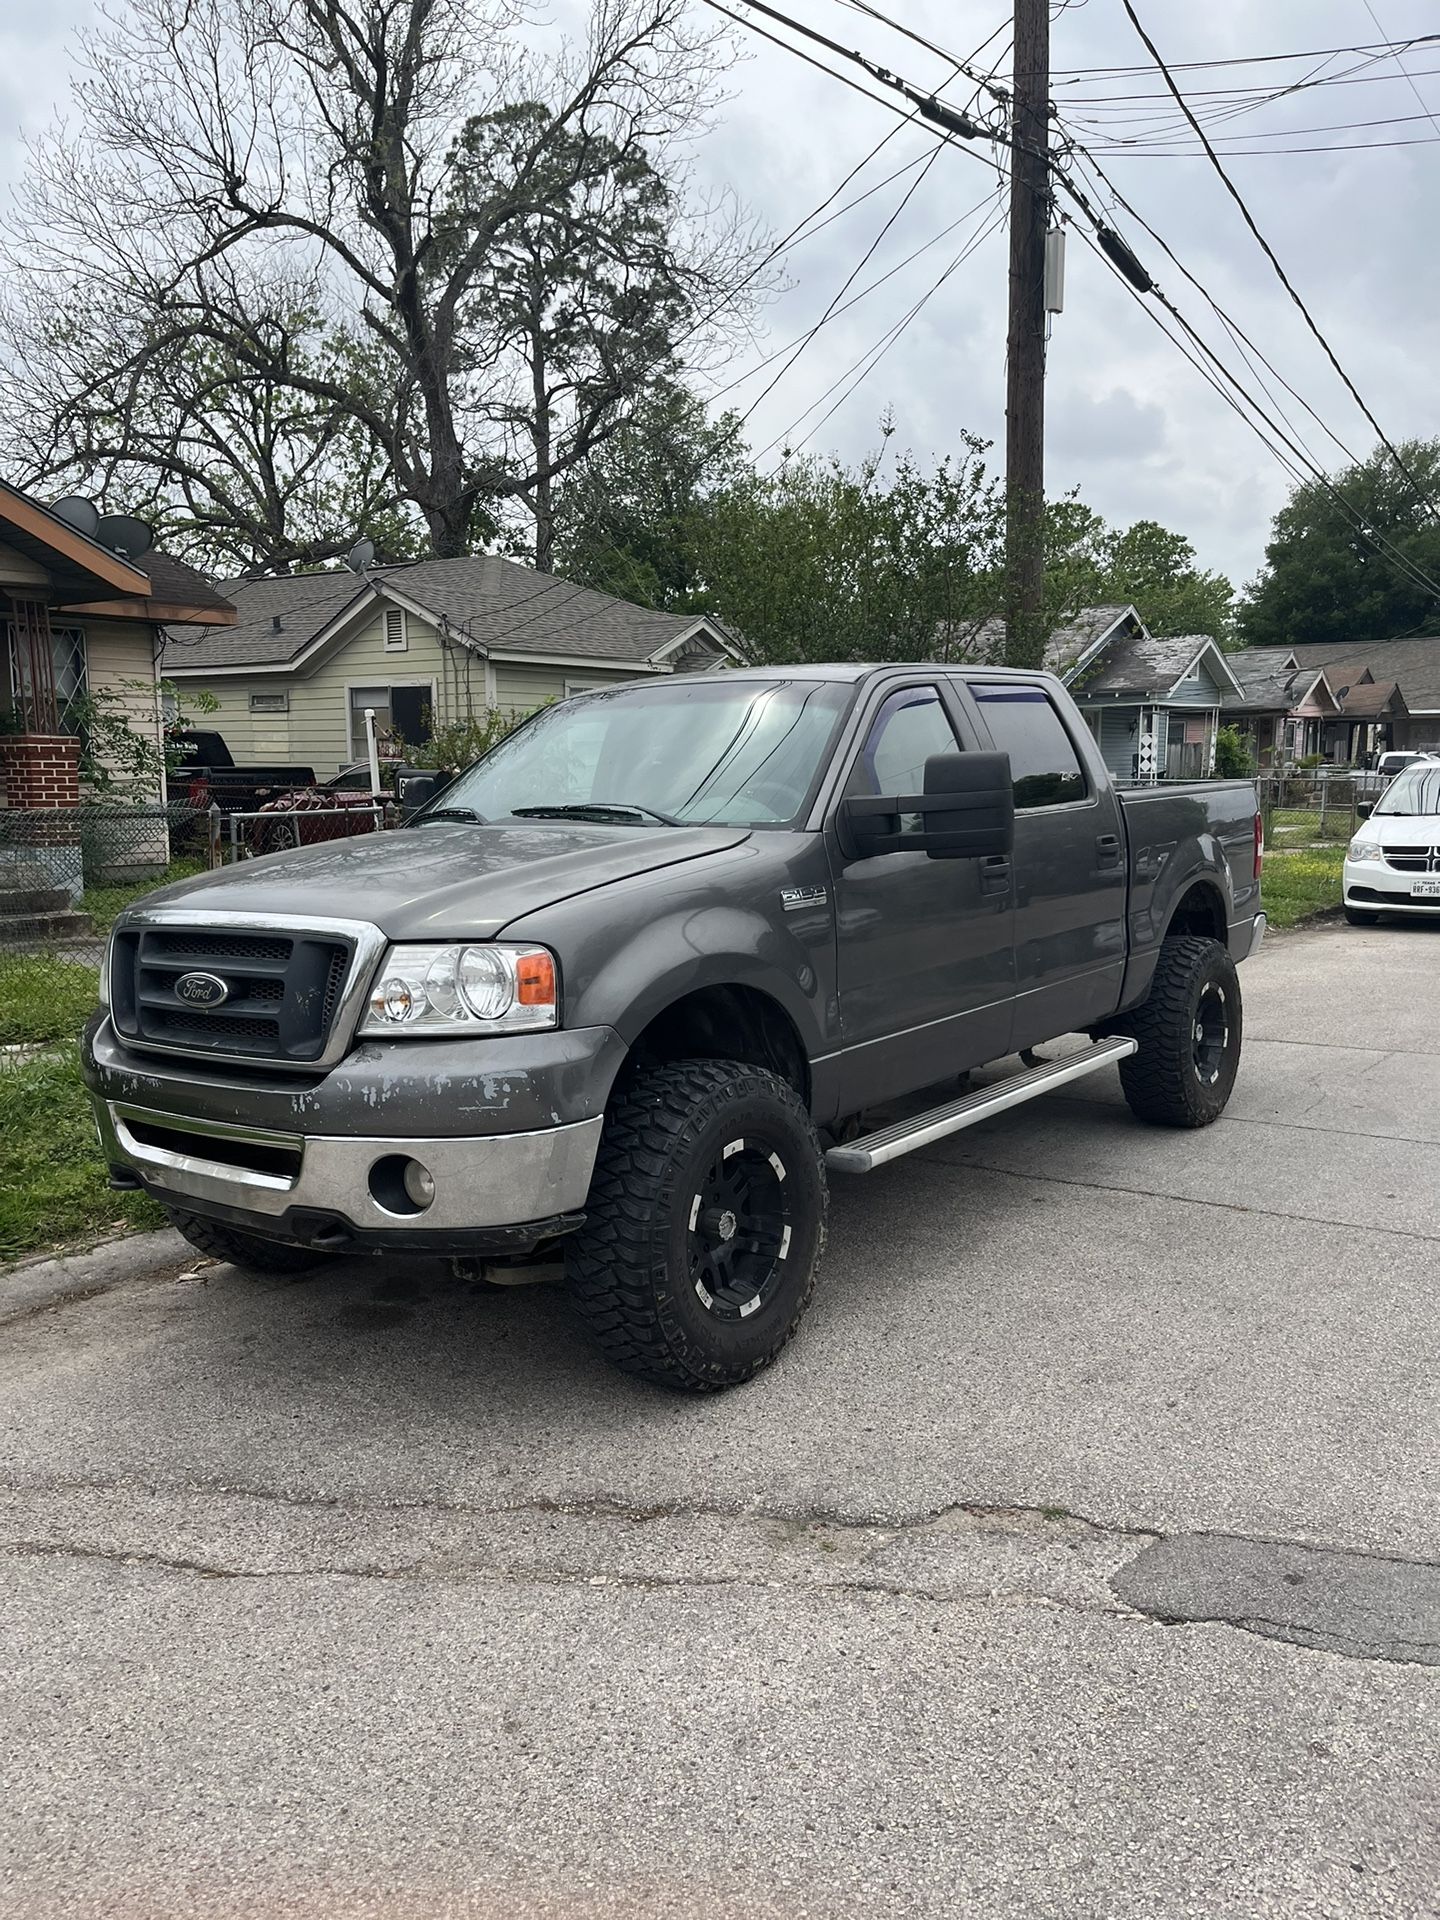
[85,665,1264,1391]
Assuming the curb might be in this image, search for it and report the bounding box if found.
[0,1227,189,1325]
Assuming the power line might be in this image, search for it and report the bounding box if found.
[707,185,1003,408]
[1362,0,1440,140]
[757,192,1010,461]
[731,141,949,431]
[1050,35,1440,80]
[1065,222,1440,604]
[1118,0,1439,522]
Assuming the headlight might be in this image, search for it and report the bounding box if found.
[358,943,558,1037]
[1347,837,1383,863]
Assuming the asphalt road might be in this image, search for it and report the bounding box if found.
[2,922,1438,1918]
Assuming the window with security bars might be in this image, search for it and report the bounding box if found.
[6,620,88,731]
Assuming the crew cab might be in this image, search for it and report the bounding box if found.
[86,666,1264,1391]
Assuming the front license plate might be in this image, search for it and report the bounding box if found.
[1411,878,1440,897]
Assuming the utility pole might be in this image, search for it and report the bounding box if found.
[1003,0,1051,669]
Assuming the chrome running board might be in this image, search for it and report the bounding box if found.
[824,1037,1139,1174]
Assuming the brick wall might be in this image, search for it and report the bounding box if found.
[0,734,82,809]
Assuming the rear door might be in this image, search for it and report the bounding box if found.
[828,679,1015,1110]
[960,678,1127,1050]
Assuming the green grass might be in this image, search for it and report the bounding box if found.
[82,854,206,932]
[1262,846,1345,928]
[0,1048,163,1261]
[0,854,204,1261]
[0,956,104,1045]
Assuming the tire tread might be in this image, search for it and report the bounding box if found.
[566,1059,826,1392]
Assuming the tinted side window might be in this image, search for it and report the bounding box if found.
[971,685,1087,809]
[850,687,959,797]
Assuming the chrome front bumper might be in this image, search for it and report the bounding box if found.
[94,1099,603,1233]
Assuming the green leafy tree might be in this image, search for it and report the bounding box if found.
[1239,440,1440,648]
[694,430,1009,664]
[552,384,750,609]
[1048,508,1235,641]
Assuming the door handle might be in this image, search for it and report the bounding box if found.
[980,855,1011,894]
[1095,833,1122,867]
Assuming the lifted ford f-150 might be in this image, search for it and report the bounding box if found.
[84,665,1265,1391]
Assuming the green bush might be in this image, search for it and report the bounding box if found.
[1213,724,1254,779]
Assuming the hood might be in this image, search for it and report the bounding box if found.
[136,820,752,940]
[1359,808,1440,845]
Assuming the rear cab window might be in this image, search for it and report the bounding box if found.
[968,683,1088,809]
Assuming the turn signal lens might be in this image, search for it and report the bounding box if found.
[516,950,557,1007]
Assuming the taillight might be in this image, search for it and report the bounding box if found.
[1254,810,1264,880]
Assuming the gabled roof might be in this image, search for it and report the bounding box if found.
[162,554,734,673]
[0,478,234,625]
[1286,635,1440,712]
[1073,629,1243,701]
[1222,648,1336,714]
[1337,679,1406,718]
[956,604,1140,676]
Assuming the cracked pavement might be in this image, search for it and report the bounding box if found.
[2,922,1439,1917]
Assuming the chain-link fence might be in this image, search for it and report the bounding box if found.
[1257,773,1365,849]
[0,799,412,1059]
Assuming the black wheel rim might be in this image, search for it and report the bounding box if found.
[686,1136,793,1324]
[1193,981,1230,1086]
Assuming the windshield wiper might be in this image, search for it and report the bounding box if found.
[414,806,488,826]
[511,802,683,827]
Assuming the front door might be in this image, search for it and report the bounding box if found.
[829,681,1015,1112]
[961,679,1127,1051]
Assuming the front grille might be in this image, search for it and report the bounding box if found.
[110,922,355,1064]
[1383,845,1437,873]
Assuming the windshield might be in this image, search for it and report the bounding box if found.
[1374,763,1440,817]
[427,679,851,828]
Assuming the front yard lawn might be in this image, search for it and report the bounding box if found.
[1262,846,1345,928]
[0,1048,163,1262]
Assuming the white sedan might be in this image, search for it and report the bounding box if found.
[1343,758,1440,924]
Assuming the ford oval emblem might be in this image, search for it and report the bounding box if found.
[174,970,230,1008]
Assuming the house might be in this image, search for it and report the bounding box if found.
[1283,636,1440,758]
[1,480,235,896]
[1220,649,1344,767]
[1044,607,1244,783]
[162,556,738,775]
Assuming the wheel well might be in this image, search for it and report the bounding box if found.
[627,985,810,1103]
[1165,881,1227,944]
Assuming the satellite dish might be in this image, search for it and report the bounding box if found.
[51,495,101,538]
[346,538,376,574]
[96,513,155,562]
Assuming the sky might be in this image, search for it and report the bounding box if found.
[4,0,1439,593]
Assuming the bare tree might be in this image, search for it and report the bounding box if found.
[0,0,769,567]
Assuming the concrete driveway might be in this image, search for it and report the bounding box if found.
[2,922,1437,1918]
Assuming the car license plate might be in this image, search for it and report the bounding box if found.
[1412,878,1440,897]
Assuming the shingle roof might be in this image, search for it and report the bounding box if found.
[140,551,235,614]
[1337,679,1406,717]
[948,604,1137,675]
[1078,631,1228,698]
[1221,647,1313,713]
[1286,636,1440,712]
[161,554,726,671]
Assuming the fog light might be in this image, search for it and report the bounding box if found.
[402,1159,435,1209]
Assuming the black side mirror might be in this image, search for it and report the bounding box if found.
[1357,799,1373,819]
[838,751,1014,861]
[397,771,443,813]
